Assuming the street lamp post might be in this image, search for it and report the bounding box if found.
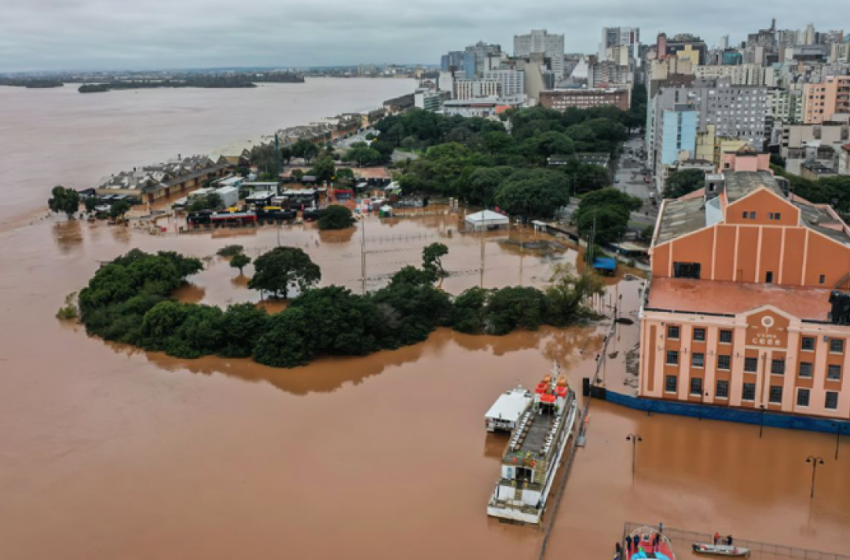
[626,434,643,485]
[759,404,766,439]
[806,456,825,499]
[699,390,710,421]
[832,423,848,461]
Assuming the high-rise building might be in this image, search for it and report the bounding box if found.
[648,77,768,190]
[539,88,630,111]
[465,41,502,78]
[513,29,565,78]
[803,75,850,124]
[661,33,709,65]
[453,79,501,100]
[440,50,475,79]
[484,69,525,97]
[414,88,442,112]
[599,27,641,63]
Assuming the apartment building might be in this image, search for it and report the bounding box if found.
[514,29,565,78]
[539,88,629,111]
[484,69,525,97]
[640,170,850,420]
[803,75,850,124]
[693,65,776,87]
[454,79,501,100]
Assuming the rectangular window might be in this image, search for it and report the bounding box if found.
[742,211,748,219]
[717,355,731,370]
[820,275,826,284]
[768,212,782,220]
[749,211,756,219]
[742,383,756,401]
[692,353,705,368]
[771,359,785,375]
[801,337,815,351]
[716,380,729,399]
[799,362,813,378]
[673,262,701,279]
[665,375,678,393]
[830,339,844,353]
[666,350,679,365]
[744,357,758,372]
[693,328,706,342]
[690,377,703,396]
[667,326,680,339]
[719,330,733,344]
[825,391,839,410]
[828,364,841,381]
[769,385,783,404]
[797,388,810,407]
[765,271,773,284]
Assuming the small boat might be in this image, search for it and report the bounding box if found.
[692,543,750,557]
[626,526,675,560]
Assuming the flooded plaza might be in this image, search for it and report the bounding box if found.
[0,209,848,560]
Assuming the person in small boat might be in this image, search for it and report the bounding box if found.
[625,535,633,554]
[726,535,734,546]
[714,532,720,545]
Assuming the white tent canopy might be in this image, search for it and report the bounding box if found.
[466,210,509,231]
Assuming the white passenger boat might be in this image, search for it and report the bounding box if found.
[486,362,578,524]
[484,386,533,433]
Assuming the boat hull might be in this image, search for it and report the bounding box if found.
[486,398,578,524]
[692,543,750,557]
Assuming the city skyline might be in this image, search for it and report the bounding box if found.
[1,0,848,72]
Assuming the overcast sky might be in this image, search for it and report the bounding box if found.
[0,0,843,72]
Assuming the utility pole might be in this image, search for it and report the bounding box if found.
[275,133,281,181]
[519,220,524,286]
[361,216,366,294]
[479,236,485,288]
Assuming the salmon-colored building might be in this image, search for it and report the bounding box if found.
[803,75,850,124]
[639,170,850,419]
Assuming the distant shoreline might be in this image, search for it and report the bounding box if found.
[78,74,305,93]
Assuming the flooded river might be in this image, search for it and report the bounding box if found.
[0,78,415,228]
[1,83,849,560]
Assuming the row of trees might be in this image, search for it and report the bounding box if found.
[771,164,850,213]
[75,248,605,368]
[376,106,631,219]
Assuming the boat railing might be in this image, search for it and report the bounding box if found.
[622,521,850,560]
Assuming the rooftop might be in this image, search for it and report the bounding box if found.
[646,277,833,322]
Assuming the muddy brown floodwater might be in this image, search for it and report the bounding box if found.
[2,209,849,560]
[2,76,850,556]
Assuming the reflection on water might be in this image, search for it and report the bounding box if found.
[51,220,83,253]
[110,223,132,244]
[173,283,206,304]
[134,326,599,397]
[483,432,510,460]
[318,227,356,244]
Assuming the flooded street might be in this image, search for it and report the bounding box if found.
[0,78,415,229]
[1,83,849,560]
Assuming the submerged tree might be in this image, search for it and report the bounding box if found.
[48,186,80,218]
[422,242,449,280]
[230,253,251,275]
[247,246,321,299]
[318,205,355,230]
[544,264,605,326]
